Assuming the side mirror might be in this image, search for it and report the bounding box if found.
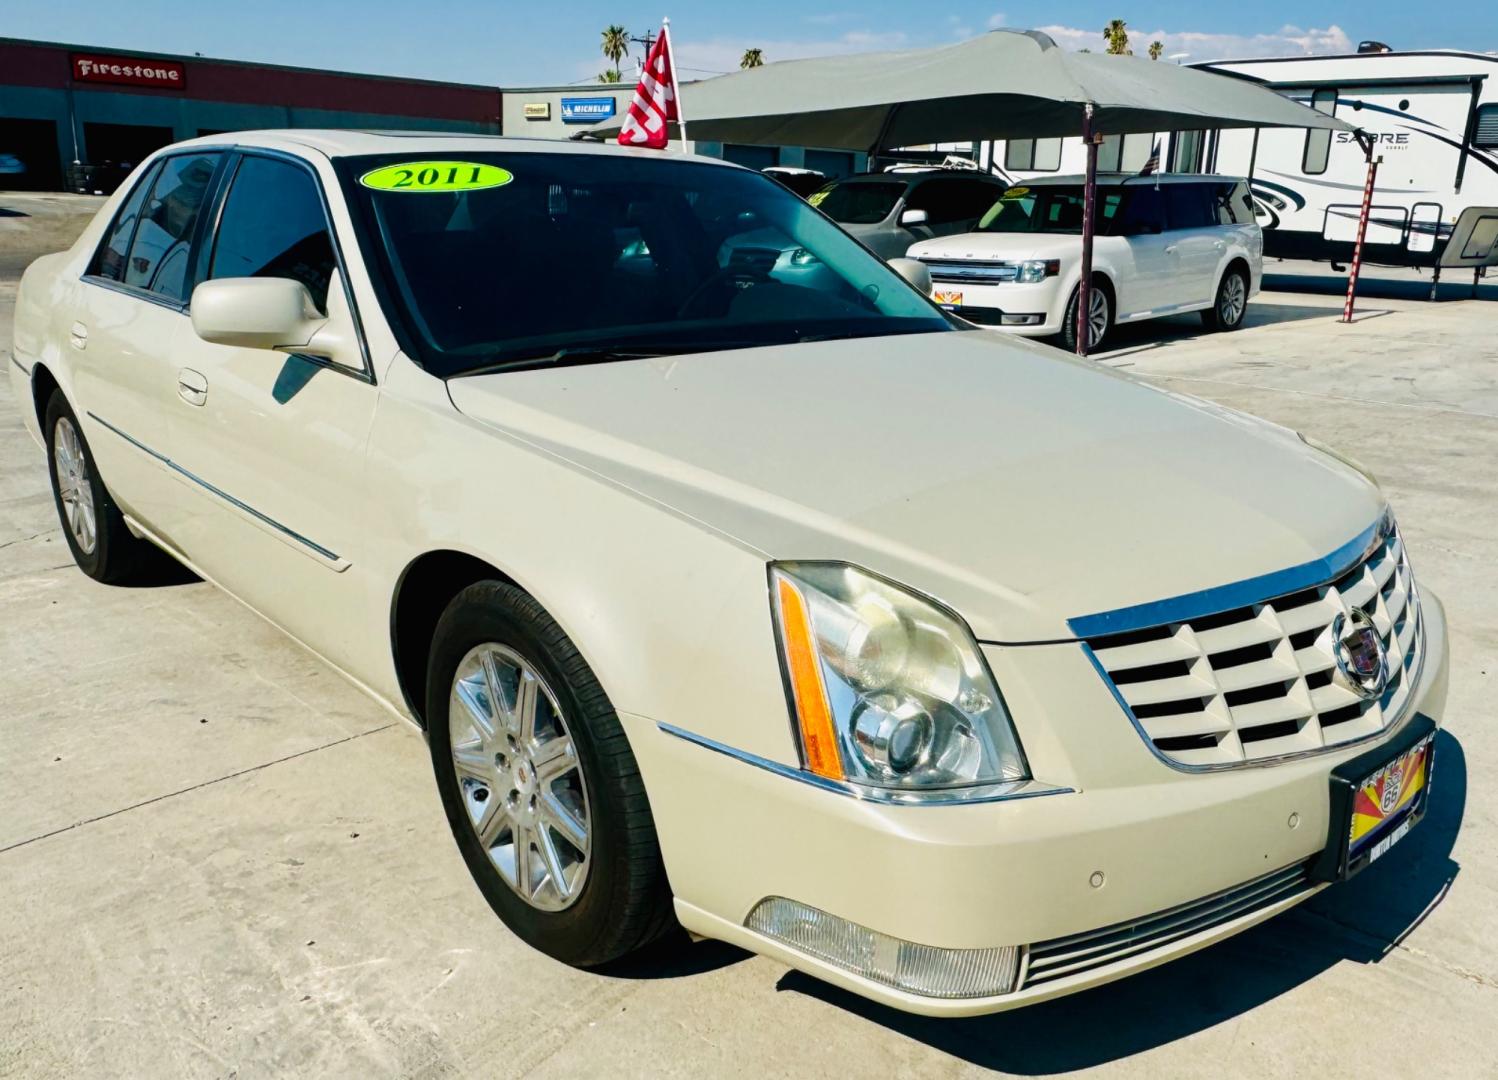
[899,208,929,227]
[191,278,326,351]
[190,273,358,367]
[888,257,933,294]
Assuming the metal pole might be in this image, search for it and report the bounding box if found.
[1341,137,1380,323]
[661,18,688,148]
[1077,103,1098,357]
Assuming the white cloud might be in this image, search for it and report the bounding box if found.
[987,14,1008,30]
[569,28,910,82]
[1030,22,1353,61]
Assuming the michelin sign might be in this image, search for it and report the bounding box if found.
[560,97,618,124]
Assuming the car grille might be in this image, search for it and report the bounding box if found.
[1021,861,1313,989]
[917,259,1019,284]
[1081,522,1424,768]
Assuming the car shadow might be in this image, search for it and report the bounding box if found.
[770,728,1465,1075]
[119,548,202,587]
[0,207,29,218]
[1092,301,1344,361]
[599,928,752,980]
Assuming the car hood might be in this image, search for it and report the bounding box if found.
[910,232,1084,264]
[446,333,1382,643]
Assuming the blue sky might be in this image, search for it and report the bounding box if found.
[8,1,1496,87]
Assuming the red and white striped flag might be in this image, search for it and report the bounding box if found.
[617,22,682,149]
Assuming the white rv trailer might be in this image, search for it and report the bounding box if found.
[962,49,1498,274]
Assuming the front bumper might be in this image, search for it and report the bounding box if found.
[624,589,1448,1016]
[931,278,1065,336]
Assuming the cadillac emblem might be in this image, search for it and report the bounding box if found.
[1332,608,1389,700]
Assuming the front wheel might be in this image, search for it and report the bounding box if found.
[426,580,675,967]
[1201,268,1249,332]
[1059,281,1112,353]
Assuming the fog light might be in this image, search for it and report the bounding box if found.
[1000,313,1044,326]
[746,897,1019,999]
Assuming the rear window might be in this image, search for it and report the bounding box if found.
[808,180,905,224]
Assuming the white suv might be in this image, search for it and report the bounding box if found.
[909,174,1263,350]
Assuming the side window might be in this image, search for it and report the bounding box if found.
[1302,90,1338,175]
[209,156,337,314]
[1096,134,1123,173]
[1210,182,1255,225]
[908,178,1002,225]
[125,153,220,301]
[1003,138,1062,172]
[1113,186,1167,235]
[1474,103,1498,149]
[90,161,162,283]
[1165,184,1214,230]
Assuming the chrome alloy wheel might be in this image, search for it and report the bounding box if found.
[1220,273,1247,326]
[1086,288,1110,347]
[448,643,591,911]
[53,417,97,555]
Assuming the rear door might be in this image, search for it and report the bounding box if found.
[162,150,381,677]
[1110,184,1173,315]
[72,150,224,536]
[1161,182,1221,308]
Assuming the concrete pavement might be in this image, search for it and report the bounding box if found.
[2,193,1495,1078]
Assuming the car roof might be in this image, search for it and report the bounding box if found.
[834,170,1005,184]
[165,128,741,168]
[1022,172,1243,186]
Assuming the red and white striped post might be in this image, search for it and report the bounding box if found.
[1342,139,1381,323]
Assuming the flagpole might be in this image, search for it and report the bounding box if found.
[662,16,689,148]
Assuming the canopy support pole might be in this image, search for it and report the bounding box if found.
[1077,104,1098,357]
[1341,133,1379,324]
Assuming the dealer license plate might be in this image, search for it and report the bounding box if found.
[1311,714,1436,883]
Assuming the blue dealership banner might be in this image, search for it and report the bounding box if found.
[560,97,618,123]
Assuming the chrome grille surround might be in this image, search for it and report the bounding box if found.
[917,258,1020,284]
[1073,514,1426,769]
[1020,861,1313,989]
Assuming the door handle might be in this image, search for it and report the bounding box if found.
[69,322,88,350]
[177,368,208,407]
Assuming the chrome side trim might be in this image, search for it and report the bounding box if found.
[1067,515,1388,638]
[656,722,1074,806]
[85,411,347,568]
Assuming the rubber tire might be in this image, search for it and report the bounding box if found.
[426,580,675,968]
[1059,279,1112,353]
[43,390,156,584]
[1201,267,1249,332]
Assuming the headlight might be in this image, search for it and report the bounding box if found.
[770,563,1030,801]
[1299,431,1379,487]
[1014,259,1059,284]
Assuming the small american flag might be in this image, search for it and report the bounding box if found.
[617,23,680,150]
[1139,141,1161,175]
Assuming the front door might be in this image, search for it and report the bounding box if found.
[163,151,382,677]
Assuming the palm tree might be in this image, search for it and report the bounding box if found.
[740,48,765,69]
[1148,40,1164,61]
[601,25,630,82]
[598,69,623,84]
[1103,19,1131,56]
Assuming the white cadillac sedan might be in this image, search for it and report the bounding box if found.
[11,132,1447,1016]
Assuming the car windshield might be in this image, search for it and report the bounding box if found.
[977,185,1124,235]
[339,153,955,376]
[807,179,906,225]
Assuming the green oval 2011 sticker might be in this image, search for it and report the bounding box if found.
[359,161,513,193]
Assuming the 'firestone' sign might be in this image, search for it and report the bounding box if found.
[71,53,187,90]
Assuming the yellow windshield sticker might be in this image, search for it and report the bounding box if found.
[807,190,829,207]
[359,161,513,193]
[1001,186,1030,200]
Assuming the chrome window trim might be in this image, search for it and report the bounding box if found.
[209,146,376,384]
[656,722,1074,806]
[1067,514,1389,639]
[86,410,349,570]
